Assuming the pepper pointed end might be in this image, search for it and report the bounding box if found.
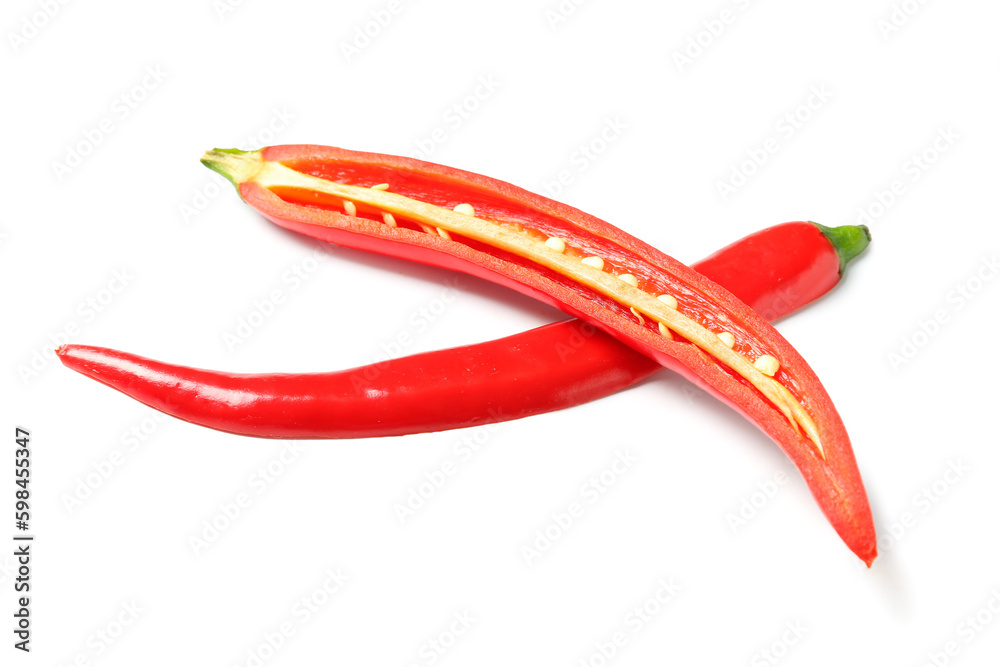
[809,222,872,275]
[854,543,878,570]
[840,515,878,567]
[200,148,264,190]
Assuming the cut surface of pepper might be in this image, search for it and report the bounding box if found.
[207,149,824,444]
[197,145,875,564]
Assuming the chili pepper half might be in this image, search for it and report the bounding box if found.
[227,145,877,560]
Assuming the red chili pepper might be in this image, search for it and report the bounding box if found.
[57,219,863,439]
[59,144,875,564]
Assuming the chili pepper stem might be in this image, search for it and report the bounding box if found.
[201,148,264,189]
[809,222,871,275]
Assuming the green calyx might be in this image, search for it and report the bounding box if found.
[810,222,871,275]
[200,148,264,189]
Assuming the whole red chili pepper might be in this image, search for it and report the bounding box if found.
[57,219,865,440]
[60,144,876,564]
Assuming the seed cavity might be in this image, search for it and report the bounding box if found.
[243,156,824,458]
[545,237,566,253]
[657,294,678,309]
[618,274,638,287]
[717,332,736,348]
[371,183,390,191]
[382,212,397,227]
[754,354,780,376]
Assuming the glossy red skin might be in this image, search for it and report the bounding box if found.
[55,236,808,439]
[697,221,841,322]
[236,145,873,563]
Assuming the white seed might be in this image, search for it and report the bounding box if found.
[382,212,397,227]
[658,322,673,339]
[656,294,678,309]
[437,227,452,240]
[343,200,357,216]
[453,203,475,216]
[370,183,390,191]
[754,354,780,376]
[618,273,638,287]
[630,307,645,325]
[717,332,736,348]
[581,256,605,270]
[545,237,566,252]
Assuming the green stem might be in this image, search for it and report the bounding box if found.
[200,148,263,189]
[810,222,871,275]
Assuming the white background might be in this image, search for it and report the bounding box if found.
[3,0,1000,665]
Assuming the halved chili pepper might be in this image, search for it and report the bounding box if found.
[60,144,876,564]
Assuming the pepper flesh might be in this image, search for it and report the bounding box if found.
[202,145,873,564]
[212,149,822,442]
